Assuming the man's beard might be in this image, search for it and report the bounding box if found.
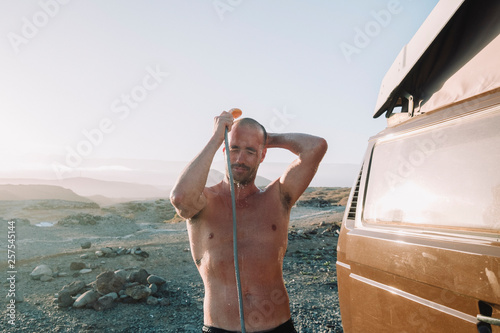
[227,163,258,186]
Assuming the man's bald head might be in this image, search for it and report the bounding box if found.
[233,118,268,147]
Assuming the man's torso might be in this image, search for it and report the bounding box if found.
[187,180,293,331]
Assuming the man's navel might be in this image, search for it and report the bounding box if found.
[272,224,277,231]
[208,232,214,239]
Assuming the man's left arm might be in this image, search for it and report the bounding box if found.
[266,133,328,207]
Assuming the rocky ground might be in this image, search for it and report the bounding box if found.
[1,195,346,333]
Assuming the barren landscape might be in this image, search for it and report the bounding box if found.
[1,186,348,333]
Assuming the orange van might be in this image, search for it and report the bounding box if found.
[336,0,500,332]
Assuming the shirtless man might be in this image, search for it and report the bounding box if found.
[170,111,327,332]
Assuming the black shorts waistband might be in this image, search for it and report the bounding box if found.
[202,318,297,333]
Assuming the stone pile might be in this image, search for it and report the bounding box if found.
[55,268,169,311]
[288,221,341,240]
[29,243,152,283]
[93,246,149,259]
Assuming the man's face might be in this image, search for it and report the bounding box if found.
[225,123,267,186]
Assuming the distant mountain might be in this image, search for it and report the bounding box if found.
[0,170,272,204]
[0,177,168,201]
[0,157,359,188]
[0,184,92,202]
[0,160,355,203]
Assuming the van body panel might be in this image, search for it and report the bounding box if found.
[338,0,500,330]
[337,92,500,332]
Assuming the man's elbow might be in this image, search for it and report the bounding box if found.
[169,190,200,220]
[315,137,328,158]
[169,191,188,218]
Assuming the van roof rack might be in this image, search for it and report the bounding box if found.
[374,0,500,120]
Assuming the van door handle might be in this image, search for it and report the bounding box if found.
[477,314,500,326]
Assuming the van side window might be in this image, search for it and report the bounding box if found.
[364,109,500,233]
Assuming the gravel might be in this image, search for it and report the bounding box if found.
[1,202,344,332]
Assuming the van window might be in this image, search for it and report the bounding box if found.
[364,109,500,233]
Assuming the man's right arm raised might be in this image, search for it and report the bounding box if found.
[170,111,234,219]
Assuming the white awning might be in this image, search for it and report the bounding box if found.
[374,0,500,118]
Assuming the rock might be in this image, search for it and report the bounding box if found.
[30,265,53,280]
[116,247,127,255]
[96,271,126,295]
[60,280,86,296]
[146,296,158,305]
[93,295,115,311]
[80,254,89,259]
[57,291,74,308]
[157,283,169,295]
[73,290,99,308]
[79,268,92,274]
[81,241,91,249]
[70,262,86,270]
[40,275,53,282]
[125,285,151,300]
[123,282,140,289]
[104,292,118,300]
[131,247,149,258]
[128,269,149,285]
[149,284,158,295]
[95,251,104,257]
[100,247,118,257]
[147,275,166,285]
[114,269,128,281]
[101,247,114,254]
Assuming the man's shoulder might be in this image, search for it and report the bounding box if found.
[261,178,280,192]
[265,178,296,209]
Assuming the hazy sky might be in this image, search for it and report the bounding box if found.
[1,0,439,180]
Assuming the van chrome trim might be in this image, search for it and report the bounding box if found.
[347,226,500,256]
[336,261,351,270]
[350,273,478,324]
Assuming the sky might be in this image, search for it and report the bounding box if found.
[0,0,440,185]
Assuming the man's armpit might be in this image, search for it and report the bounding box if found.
[187,214,200,224]
[281,191,293,210]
